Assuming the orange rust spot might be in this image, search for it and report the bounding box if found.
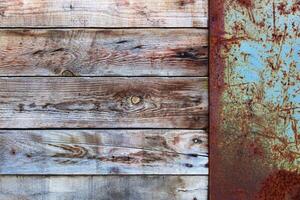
[247,140,264,157]
[236,0,253,8]
[277,2,288,15]
[257,170,300,200]
[291,2,300,14]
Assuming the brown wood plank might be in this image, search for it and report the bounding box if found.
[0,0,208,27]
[0,176,208,199]
[0,130,208,174]
[0,29,208,76]
[0,77,208,128]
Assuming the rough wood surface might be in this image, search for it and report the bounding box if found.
[0,0,208,27]
[0,77,208,129]
[0,130,208,174]
[0,29,208,76]
[0,176,208,200]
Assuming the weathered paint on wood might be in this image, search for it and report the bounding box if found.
[0,130,208,174]
[210,0,300,199]
[0,0,208,27]
[0,77,208,128]
[0,176,208,200]
[0,29,208,76]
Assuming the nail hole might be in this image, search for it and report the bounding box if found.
[11,148,16,155]
[185,163,193,168]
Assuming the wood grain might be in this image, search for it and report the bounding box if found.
[0,77,208,129]
[0,0,208,27]
[0,29,208,76]
[0,176,208,200]
[0,130,208,174]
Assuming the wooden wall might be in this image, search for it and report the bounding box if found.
[0,0,208,199]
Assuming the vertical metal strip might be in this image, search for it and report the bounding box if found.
[210,0,300,199]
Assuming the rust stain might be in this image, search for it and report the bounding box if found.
[210,0,300,199]
[236,0,254,8]
[257,170,300,200]
[209,0,226,197]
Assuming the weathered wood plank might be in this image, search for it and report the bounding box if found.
[0,176,208,200]
[0,130,208,174]
[0,0,208,27]
[0,77,208,128]
[0,29,208,76]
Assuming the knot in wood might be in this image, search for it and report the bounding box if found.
[192,138,202,144]
[62,70,75,77]
[130,96,142,105]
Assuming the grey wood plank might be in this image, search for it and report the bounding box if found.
[0,77,208,129]
[0,176,208,200]
[0,29,208,76]
[0,0,208,27]
[0,130,208,174]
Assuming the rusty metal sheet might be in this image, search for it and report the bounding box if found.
[210,0,300,199]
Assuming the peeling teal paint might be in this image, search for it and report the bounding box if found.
[210,0,300,198]
[222,0,300,170]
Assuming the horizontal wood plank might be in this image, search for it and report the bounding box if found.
[0,176,208,200]
[0,0,208,27]
[0,29,208,76]
[0,77,208,128]
[0,130,208,174]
